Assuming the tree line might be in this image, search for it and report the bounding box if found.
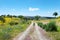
[0,12,58,23]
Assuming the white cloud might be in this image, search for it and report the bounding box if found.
[29,7,39,11]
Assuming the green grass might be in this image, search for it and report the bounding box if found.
[57,26,60,32]
[37,19,60,40]
[47,32,60,40]
[0,21,31,40]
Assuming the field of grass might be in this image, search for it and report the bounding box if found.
[0,17,60,40]
[57,26,60,32]
[0,23,30,40]
[0,17,31,40]
[47,32,60,40]
[37,19,60,40]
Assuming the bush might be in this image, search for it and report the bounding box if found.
[9,22,14,25]
[20,20,27,24]
[0,17,5,23]
[9,21,18,25]
[38,21,58,31]
[43,24,47,29]
[38,22,43,28]
[15,22,18,25]
[46,21,57,31]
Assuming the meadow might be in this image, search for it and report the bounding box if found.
[37,18,60,40]
[0,15,60,40]
[0,17,31,40]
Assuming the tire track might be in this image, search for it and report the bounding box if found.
[13,22,52,40]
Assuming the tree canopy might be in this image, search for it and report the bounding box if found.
[53,12,58,17]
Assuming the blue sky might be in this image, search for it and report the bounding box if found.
[0,0,60,17]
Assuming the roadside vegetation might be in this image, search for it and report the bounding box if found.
[0,15,31,40]
[37,18,60,40]
[0,12,59,40]
[38,21,57,31]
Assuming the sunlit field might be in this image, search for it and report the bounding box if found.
[37,18,60,40]
[0,0,60,40]
[0,17,31,40]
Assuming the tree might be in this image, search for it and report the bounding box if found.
[34,15,40,20]
[12,15,17,18]
[0,16,5,23]
[7,14,12,18]
[53,12,58,17]
[18,15,24,19]
[1,15,6,18]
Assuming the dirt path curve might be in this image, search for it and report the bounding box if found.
[13,22,52,40]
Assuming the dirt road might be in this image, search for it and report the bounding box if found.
[13,22,52,40]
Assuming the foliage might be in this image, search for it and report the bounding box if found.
[12,15,17,18]
[53,12,58,17]
[0,17,5,23]
[1,15,6,18]
[7,14,12,18]
[38,21,58,31]
[57,26,60,32]
[18,15,24,19]
[34,15,40,20]
[47,32,60,40]
[46,21,57,31]
[0,14,31,40]
[4,18,12,23]
[38,22,43,27]
[3,33,12,40]
[0,20,30,40]
[9,21,18,25]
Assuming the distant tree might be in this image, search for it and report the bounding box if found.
[9,21,18,26]
[53,12,58,18]
[23,17,28,21]
[18,15,24,19]
[1,15,6,18]
[13,15,17,18]
[7,14,12,18]
[0,17,5,23]
[34,15,40,20]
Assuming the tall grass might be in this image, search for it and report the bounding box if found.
[0,20,31,40]
[38,21,57,31]
[47,32,60,40]
[38,21,60,40]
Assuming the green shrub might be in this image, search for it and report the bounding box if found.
[38,22,43,28]
[46,21,57,31]
[43,24,47,30]
[15,22,18,25]
[0,17,5,23]
[38,21,58,31]
[9,22,14,25]
[9,21,18,25]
